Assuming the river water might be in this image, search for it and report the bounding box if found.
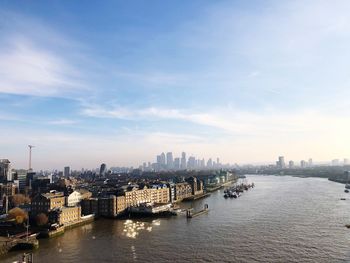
[4,175,350,262]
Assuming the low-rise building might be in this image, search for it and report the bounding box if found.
[98,195,116,217]
[174,182,192,201]
[81,195,126,217]
[116,195,126,214]
[186,177,203,196]
[49,206,81,225]
[66,191,82,207]
[31,190,65,216]
[76,189,92,200]
[81,198,98,216]
[0,183,18,200]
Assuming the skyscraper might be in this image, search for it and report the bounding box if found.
[332,159,339,166]
[181,152,187,169]
[174,158,180,170]
[207,158,213,168]
[64,166,70,177]
[160,152,166,166]
[100,163,107,177]
[278,156,285,169]
[187,156,196,169]
[157,155,161,165]
[289,160,294,169]
[0,159,11,182]
[166,152,174,169]
[308,158,313,167]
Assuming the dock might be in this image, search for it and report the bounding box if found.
[183,193,211,201]
[186,204,209,218]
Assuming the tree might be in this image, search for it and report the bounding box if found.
[36,213,48,226]
[7,207,28,224]
[11,194,30,207]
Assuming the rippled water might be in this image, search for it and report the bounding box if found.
[4,175,350,262]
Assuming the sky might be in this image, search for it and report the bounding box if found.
[1,0,350,170]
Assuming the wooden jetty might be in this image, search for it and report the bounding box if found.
[186,204,209,218]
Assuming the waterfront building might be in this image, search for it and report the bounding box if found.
[76,189,92,200]
[31,190,65,215]
[116,195,126,214]
[119,183,170,208]
[185,177,204,196]
[124,185,149,207]
[344,159,349,166]
[49,206,81,225]
[166,182,176,203]
[81,195,126,217]
[98,195,117,217]
[81,198,98,216]
[174,182,192,201]
[66,191,82,207]
[149,184,169,203]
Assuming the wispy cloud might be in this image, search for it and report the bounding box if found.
[47,119,78,125]
[81,104,350,139]
[0,11,88,98]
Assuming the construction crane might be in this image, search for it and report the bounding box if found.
[28,145,35,171]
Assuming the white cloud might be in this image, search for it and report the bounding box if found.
[81,104,350,139]
[0,11,88,98]
[47,119,78,125]
[0,38,83,96]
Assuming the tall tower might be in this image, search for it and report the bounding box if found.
[166,152,173,169]
[28,145,35,171]
[181,152,187,169]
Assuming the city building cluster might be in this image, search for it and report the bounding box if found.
[274,156,349,169]
[139,152,228,171]
[0,158,235,236]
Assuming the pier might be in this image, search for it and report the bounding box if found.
[186,204,209,218]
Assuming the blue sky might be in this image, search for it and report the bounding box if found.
[1,0,350,169]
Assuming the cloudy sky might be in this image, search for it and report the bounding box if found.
[1,0,350,170]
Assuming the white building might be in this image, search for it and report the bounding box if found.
[66,191,82,207]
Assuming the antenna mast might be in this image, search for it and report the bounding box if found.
[28,145,35,170]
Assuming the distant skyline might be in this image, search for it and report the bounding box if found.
[1,1,350,169]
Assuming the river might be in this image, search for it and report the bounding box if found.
[4,175,350,262]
